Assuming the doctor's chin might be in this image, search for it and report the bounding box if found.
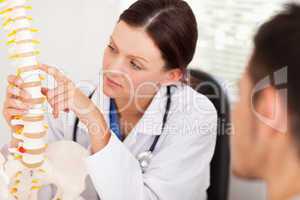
[0,0,300,200]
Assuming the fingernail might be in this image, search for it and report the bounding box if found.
[16,80,22,85]
[11,87,19,95]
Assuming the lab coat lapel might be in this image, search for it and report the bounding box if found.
[79,84,169,146]
[127,86,168,140]
[122,85,170,152]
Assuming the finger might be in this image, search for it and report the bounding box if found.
[7,75,23,87]
[38,64,67,83]
[8,108,27,116]
[47,90,69,118]
[52,98,69,118]
[6,86,31,99]
[46,83,68,101]
[3,108,27,120]
[4,99,31,110]
[6,85,20,98]
[48,89,69,109]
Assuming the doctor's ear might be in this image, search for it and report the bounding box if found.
[160,68,183,86]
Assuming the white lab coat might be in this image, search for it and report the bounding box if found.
[5,81,218,200]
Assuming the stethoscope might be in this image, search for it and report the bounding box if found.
[137,85,172,172]
[73,85,172,173]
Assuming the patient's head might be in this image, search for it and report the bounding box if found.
[232,3,300,179]
[102,0,198,100]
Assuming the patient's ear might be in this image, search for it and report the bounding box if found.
[254,87,287,141]
[161,68,183,86]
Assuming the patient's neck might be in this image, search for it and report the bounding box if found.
[265,150,300,200]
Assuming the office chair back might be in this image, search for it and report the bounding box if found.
[187,69,231,200]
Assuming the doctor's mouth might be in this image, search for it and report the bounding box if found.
[104,75,123,88]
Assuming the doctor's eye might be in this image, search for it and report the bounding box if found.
[130,61,142,71]
[107,44,116,53]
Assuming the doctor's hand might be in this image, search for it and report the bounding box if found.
[3,75,33,147]
[38,64,95,119]
[2,75,32,126]
[39,64,111,152]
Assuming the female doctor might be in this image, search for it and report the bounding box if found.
[2,0,217,199]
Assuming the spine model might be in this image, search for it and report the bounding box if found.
[0,0,47,169]
[0,1,90,199]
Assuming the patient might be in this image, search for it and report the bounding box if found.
[231,3,300,200]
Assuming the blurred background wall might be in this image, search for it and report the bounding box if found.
[0,0,291,199]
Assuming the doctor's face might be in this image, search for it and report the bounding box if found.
[102,21,174,100]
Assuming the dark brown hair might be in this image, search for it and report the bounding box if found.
[248,4,300,143]
[119,0,198,73]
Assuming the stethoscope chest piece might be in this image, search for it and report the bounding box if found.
[137,151,153,173]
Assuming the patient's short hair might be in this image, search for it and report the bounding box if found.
[248,3,300,146]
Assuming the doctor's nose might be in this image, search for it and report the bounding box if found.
[107,56,126,72]
[105,60,127,80]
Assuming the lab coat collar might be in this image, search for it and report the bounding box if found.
[91,84,174,138]
[130,85,169,136]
